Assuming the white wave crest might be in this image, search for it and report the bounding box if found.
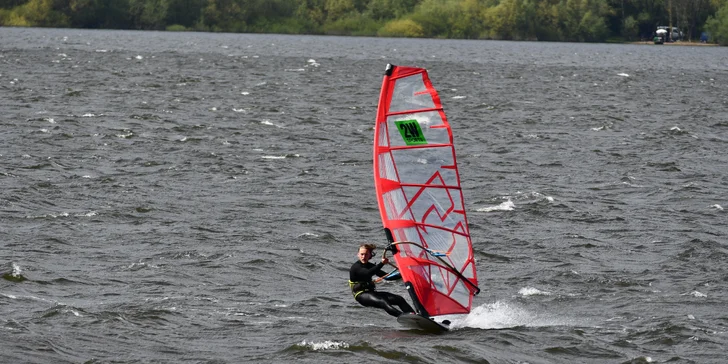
[75,211,97,217]
[25,212,70,219]
[299,340,349,350]
[476,199,515,212]
[261,120,283,128]
[517,191,554,203]
[11,262,22,277]
[519,287,552,296]
[116,131,133,139]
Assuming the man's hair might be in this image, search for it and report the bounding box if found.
[359,243,377,251]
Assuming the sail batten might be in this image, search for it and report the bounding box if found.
[373,64,478,317]
[386,107,443,116]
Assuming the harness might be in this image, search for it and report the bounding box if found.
[348,280,375,298]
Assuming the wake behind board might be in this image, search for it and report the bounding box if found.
[397,313,449,333]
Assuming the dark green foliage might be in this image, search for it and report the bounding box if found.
[0,0,723,43]
[165,0,204,28]
[706,1,728,45]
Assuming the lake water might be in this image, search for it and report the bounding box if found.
[1,27,727,363]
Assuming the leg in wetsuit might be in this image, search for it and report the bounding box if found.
[356,291,415,317]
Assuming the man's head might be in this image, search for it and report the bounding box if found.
[358,243,377,264]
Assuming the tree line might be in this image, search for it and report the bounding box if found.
[1,0,727,44]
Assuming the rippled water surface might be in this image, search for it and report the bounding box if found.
[2,28,728,363]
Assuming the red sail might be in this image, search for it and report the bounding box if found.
[373,64,478,316]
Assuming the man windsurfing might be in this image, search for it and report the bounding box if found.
[348,243,414,317]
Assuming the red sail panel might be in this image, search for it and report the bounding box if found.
[373,64,478,316]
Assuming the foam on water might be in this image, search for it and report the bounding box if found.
[476,199,515,212]
[686,291,707,298]
[298,340,349,351]
[260,120,283,128]
[11,262,22,277]
[448,301,579,330]
[518,286,552,296]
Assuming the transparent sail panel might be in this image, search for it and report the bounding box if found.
[451,279,470,307]
[382,189,407,222]
[402,187,465,228]
[391,148,458,187]
[389,73,435,113]
[377,152,397,181]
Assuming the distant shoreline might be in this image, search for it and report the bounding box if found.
[0,26,722,46]
[629,40,719,46]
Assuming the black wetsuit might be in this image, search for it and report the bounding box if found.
[349,260,414,317]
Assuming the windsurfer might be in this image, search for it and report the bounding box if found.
[349,244,415,317]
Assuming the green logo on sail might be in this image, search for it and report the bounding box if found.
[395,120,427,145]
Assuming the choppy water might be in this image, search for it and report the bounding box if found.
[2,27,728,363]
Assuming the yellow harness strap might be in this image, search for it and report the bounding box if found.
[348,280,372,298]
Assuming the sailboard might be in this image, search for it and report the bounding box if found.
[373,64,479,331]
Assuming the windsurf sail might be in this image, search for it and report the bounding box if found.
[373,64,479,317]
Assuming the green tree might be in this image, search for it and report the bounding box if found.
[200,0,248,32]
[535,0,565,40]
[294,0,326,31]
[325,0,355,21]
[455,0,487,38]
[166,0,205,28]
[684,0,722,39]
[244,0,300,33]
[1,0,69,27]
[409,0,467,38]
[484,0,542,40]
[67,0,102,27]
[129,0,168,29]
[378,18,424,36]
[0,0,28,8]
[622,14,638,38]
[705,0,728,44]
[560,0,613,42]
[483,0,520,39]
[365,0,419,20]
[65,0,130,28]
[323,11,381,35]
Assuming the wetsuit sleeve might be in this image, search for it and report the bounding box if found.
[371,262,386,277]
[350,261,386,281]
[374,266,387,278]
